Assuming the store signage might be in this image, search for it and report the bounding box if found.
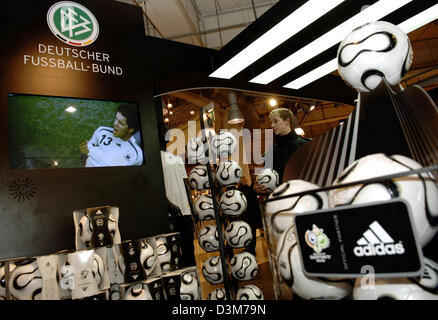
[23,1,122,75]
[294,199,423,278]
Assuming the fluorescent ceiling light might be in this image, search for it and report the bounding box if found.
[309,105,316,111]
[208,0,345,79]
[283,3,438,89]
[251,0,413,85]
[295,127,305,136]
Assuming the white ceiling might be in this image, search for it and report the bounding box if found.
[116,0,279,49]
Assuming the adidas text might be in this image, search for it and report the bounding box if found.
[353,242,405,257]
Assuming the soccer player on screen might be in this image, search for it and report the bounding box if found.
[79,104,143,167]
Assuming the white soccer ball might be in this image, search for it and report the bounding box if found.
[180,271,200,300]
[202,256,223,285]
[156,237,172,272]
[194,194,215,221]
[198,225,220,252]
[216,160,243,186]
[329,153,438,247]
[337,21,413,92]
[225,221,253,248]
[236,285,264,300]
[353,257,438,300]
[220,190,247,217]
[187,136,209,164]
[123,283,153,300]
[189,165,211,191]
[140,241,157,276]
[265,179,328,240]
[208,288,227,300]
[276,225,353,300]
[230,252,258,281]
[256,168,280,193]
[211,131,237,158]
[8,259,43,300]
[92,254,105,287]
[0,262,16,300]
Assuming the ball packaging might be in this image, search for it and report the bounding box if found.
[194,194,215,221]
[8,259,43,300]
[337,21,412,92]
[225,221,253,248]
[216,160,242,186]
[123,283,153,300]
[202,256,223,285]
[230,252,258,281]
[329,153,438,247]
[256,168,280,193]
[220,189,247,217]
[140,240,158,277]
[198,225,220,252]
[189,165,211,190]
[236,284,264,300]
[180,269,201,300]
[211,131,237,158]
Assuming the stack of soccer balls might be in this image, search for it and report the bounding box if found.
[188,131,262,300]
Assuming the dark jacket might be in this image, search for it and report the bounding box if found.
[265,131,310,183]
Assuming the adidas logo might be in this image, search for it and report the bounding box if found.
[353,221,405,257]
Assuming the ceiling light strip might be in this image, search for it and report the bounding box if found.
[250,0,413,85]
[208,0,345,79]
[284,4,438,90]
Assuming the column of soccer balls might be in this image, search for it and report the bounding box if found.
[187,131,263,300]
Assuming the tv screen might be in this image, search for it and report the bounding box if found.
[8,93,144,169]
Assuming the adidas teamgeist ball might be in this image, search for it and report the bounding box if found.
[189,165,211,191]
[265,179,328,240]
[140,240,157,277]
[225,220,253,248]
[236,284,264,300]
[256,168,280,193]
[220,190,247,217]
[211,131,237,158]
[329,153,438,247]
[202,256,223,285]
[230,252,258,281]
[198,225,220,252]
[216,160,242,187]
[194,194,215,221]
[337,21,412,92]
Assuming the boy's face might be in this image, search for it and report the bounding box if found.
[113,112,133,139]
[270,115,291,136]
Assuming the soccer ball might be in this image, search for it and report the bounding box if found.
[353,257,438,300]
[329,153,438,247]
[140,240,157,277]
[194,194,215,221]
[202,256,223,285]
[211,131,237,158]
[187,136,209,164]
[276,225,353,300]
[216,160,243,186]
[180,271,200,300]
[92,253,105,287]
[236,285,264,300]
[123,283,153,300]
[0,262,16,300]
[225,221,253,248]
[337,21,413,92]
[198,225,220,252]
[156,237,172,272]
[220,190,247,217]
[230,252,258,281]
[256,168,280,193]
[265,180,328,240]
[208,288,227,300]
[188,165,211,190]
[8,259,43,300]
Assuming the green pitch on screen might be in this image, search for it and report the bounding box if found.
[8,94,136,169]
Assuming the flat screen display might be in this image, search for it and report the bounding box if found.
[8,93,144,169]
